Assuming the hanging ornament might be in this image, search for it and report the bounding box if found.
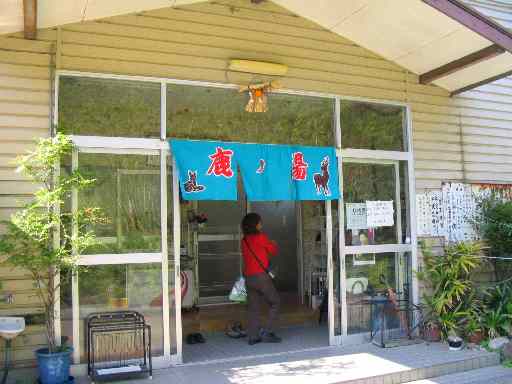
[239,80,281,113]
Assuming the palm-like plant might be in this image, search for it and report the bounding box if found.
[482,307,511,339]
[418,241,482,339]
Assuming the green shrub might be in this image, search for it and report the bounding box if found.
[0,134,105,352]
[418,241,483,339]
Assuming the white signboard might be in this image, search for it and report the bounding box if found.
[366,200,394,228]
[346,203,368,230]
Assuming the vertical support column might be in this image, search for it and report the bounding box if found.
[325,200,334,345]
[55,28,62,70]
[51,68,59,137]
[160,151,171,359]
[161,82,167,141]
[172,158,183,363]
[71,148,80,364]
[160,82,171,360]
[406,106,419,306]
[52,72,61,347]
[335,96,348,339]
[52,164,61,347]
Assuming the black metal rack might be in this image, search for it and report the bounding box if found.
[369,296,419,348]
[86,311,152,383]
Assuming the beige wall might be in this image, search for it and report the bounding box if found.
[0,0,511,365]
[2,0,511,197]
[0,36,53,365]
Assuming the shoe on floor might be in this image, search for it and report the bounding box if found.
[233,322,247,338]
[226,322,247,339]
[194,333,206,343]
[186,334,198,345]
[261,332,282,343]
[226,326,242,339]
[248,337,262,346]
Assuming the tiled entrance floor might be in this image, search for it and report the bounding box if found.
[183,325,329,363]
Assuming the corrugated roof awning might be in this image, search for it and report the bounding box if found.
[1,0,511,96]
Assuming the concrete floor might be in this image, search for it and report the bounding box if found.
[6,342,505,384]
[106,342,501,384]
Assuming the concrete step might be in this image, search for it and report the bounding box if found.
[166,342,502,384]
[341,347,501,384]
[405,365,512,384]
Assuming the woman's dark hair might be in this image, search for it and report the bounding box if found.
[241,213,261,235]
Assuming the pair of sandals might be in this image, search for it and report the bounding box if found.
[225,321,247,339]
[186,333,206,344]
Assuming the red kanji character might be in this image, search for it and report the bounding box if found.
[292,152,308,180]
[207,147,234,178]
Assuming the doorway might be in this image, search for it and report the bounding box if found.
[179,196,331,363]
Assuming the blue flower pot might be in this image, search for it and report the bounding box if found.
[35,347,73,384]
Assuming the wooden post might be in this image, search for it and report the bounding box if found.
[23,0,37,40]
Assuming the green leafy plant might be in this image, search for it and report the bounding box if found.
[475,196,512,257]
[417,241,483,339]
[459,289,486,340]
[0,134,106,352]
[480,281,512,338]
[482,307,511,339]
[464,313,482,337]
[474,194,512,281]
[485,282,512,313]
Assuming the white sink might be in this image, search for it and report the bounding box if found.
[0,317,25,340]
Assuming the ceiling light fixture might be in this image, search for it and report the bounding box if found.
[228,59,288,76]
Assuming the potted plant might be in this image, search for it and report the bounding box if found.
[417,241,482,342]
[465,313,485,344]
[423,317,442,342]
[0,134,105,384]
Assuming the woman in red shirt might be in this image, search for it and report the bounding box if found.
[241,212,282,345]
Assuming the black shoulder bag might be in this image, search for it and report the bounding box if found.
[243,238,276,279]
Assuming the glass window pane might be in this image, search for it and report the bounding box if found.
[167,85,334,146]
[59,76,161,138]
[61,264,164,361]
[345,252,410,335]
[341,101,406,151]
[78,153,161,254]
[343,162,398,245]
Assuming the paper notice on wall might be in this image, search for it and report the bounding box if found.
[366,200,394,228]
[346,203,367,230]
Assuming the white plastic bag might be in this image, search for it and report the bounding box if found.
[229,276,247,303]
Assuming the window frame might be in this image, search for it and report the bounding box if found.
[53,69,417,364]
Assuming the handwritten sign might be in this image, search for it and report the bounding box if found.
[366,200,394,228]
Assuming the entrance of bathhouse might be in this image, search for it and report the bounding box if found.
[57,75,416,366]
